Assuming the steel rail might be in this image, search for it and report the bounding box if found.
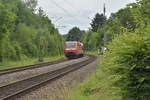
[0,55,96,100]
[0,59,67,76]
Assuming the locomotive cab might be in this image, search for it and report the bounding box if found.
[64,41,84,59]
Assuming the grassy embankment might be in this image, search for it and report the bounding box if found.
[0,56,65,70]
[85,51,99,56]
[65,52,121,100]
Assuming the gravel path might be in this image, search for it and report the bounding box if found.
[16,57,100,100]
[0,56,89,87]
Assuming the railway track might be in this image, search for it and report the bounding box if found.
[0,59,67,76]
[0,55,96,100]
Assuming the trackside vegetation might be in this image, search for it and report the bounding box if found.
[66,0,150,100]
[0,0,64,69]
[0,56,65,70]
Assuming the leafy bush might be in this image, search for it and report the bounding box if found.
[0,0,64,63]
[103,29,150,100]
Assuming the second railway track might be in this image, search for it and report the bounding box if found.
[0,59,67,76]
[0,55,96,100]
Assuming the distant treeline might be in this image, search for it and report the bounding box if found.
[65,0,149,52]
[0,0,64,62]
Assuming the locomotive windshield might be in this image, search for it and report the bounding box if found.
[66,43,76,47]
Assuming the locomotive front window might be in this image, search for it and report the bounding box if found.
[66,43,76,47]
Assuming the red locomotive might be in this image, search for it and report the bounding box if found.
[64,41,84,59]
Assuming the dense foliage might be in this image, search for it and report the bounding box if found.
[0,0,64,63]
[65,27,84,42]
[90,13,106,32]
[81,13,110,51]
[102,0,150,99]
[104,30,150,100]
[97,0,150,99]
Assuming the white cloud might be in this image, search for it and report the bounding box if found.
[37,0,136,34]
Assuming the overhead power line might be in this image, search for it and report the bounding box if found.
[50,0,73,18]
[49,0,83,25]
[54,17,63,22]
[63,0,91,21]
[63,0,77,10]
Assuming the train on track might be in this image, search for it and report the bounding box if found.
[64,41,84,59]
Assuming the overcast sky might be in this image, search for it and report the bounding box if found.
[37,0,135,35]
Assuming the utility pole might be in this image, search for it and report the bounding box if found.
[103,3,107,46]
[103,3,106,16]
[101,3,107,54]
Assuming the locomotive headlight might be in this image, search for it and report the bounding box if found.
[66,48,70,50]
[71,48,77,50]
[65,48,77,50]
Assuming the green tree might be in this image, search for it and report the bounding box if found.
[66,27,84,42]
[0,0,64,64]
[90,13,106,32]
[0,2,16,62]
[25,0,37,12]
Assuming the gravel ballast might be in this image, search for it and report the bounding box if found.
[15,57,99,100]
[0,56,89,87]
